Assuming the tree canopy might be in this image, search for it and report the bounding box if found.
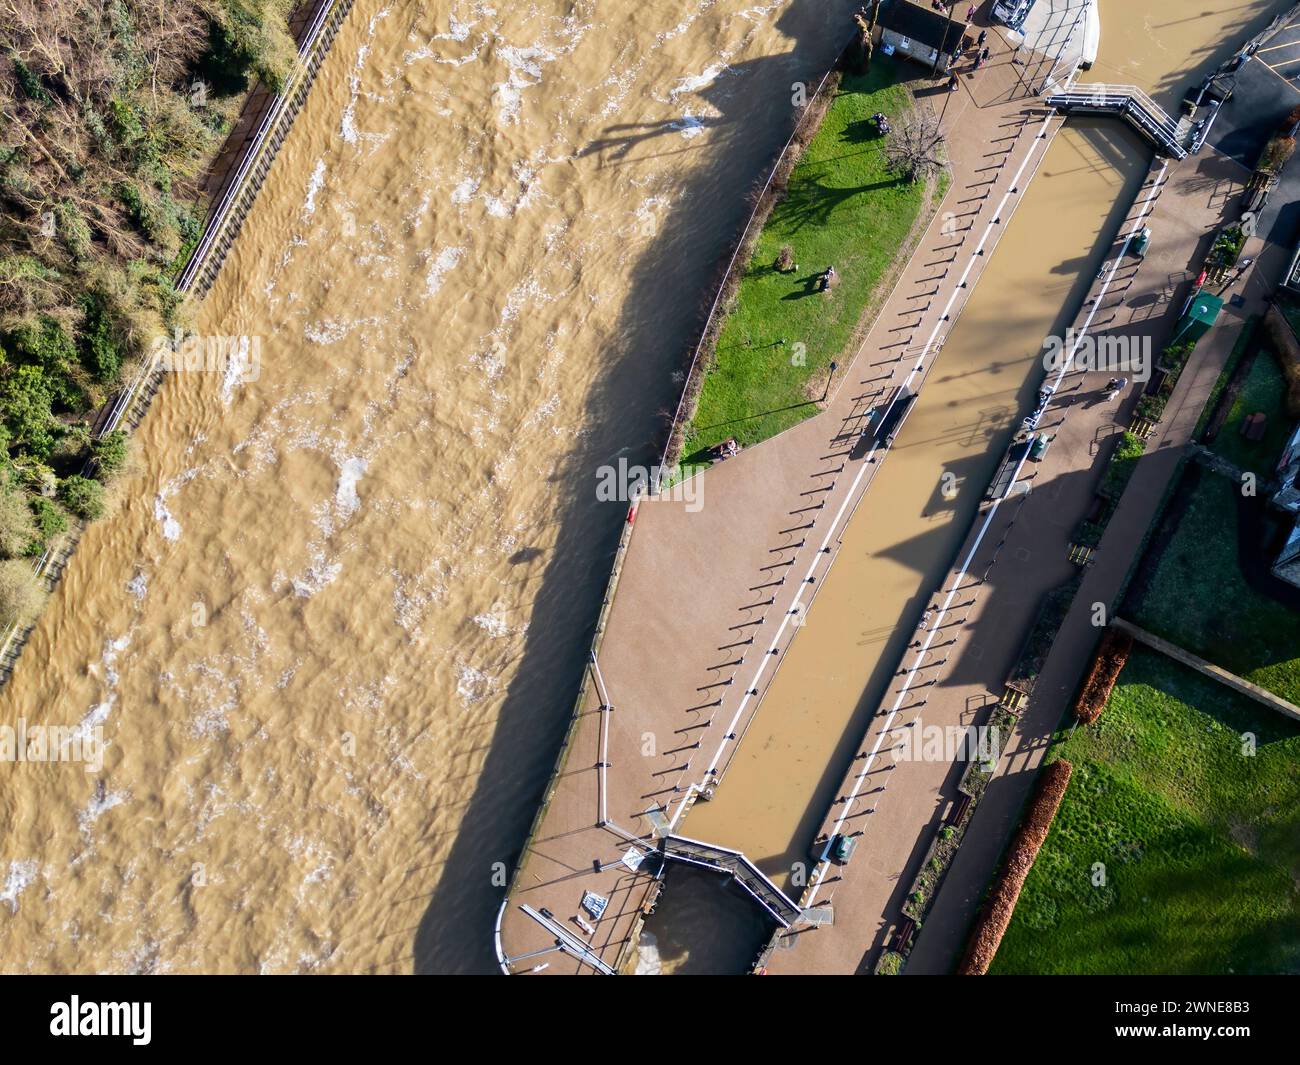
[0,1,294,561]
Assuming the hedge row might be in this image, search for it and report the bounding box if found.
[1261,304,1300,418]
[957,758,1073,976]
[1073,628,1132,725]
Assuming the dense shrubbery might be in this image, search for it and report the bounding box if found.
[1074,628,1132,725]
[0,1,293,563]
[0,556,44,627]
[1263,303,1300,418]
[958,758,1073,975]
[1099,430,1146,500]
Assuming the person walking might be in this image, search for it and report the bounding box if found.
[977,28,987,46]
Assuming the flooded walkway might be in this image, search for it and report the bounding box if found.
[753,0,1292,974]
[501,0,1291,975]
[682,118,1149,886]
[499,32,1075,972]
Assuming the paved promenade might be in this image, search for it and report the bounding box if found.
[499,36,1069,973]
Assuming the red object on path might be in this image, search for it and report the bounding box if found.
[627,506,637,524]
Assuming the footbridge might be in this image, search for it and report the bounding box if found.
[660,834,803,928]
[1045,83,1190,159]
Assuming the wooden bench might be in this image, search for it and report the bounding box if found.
[893,916,916,953]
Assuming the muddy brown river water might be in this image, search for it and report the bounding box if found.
[0,0,1285,976]
[0,0,872,973]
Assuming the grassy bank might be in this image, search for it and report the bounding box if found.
[680,60,935,471]
[992,647,1300,975]
[1128,467,1300,705]
[0,2,295,626]
[1209,349,1291,476]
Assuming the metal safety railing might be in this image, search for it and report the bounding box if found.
[1045,83,1188,159]
[660,833,802,927]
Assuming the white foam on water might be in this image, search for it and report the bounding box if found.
[0,860,38,913]
[335,456,368,519]
[219,338,259,405]
[78,783,129,835]
[425,246,463,296]
[671,63,725,99]
[292,555,343,599]
[341,8,391,144]
[79,632,132,743]
[441,14,473,43]
[153,466,197,543]
[451,175,480,205]
[671,113,706,138]
[491,44,552,125]
[472,611,510,638]
[491,13,592,127]
[153,494,181,542]
[455,662,495,705]
[304,318,350,345]
[303,159,327,216]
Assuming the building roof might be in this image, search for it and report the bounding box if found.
[1273,519,1300,589]
[878,0,967,56]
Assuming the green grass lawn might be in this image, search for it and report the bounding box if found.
[1210,351,1291,477]
[1130,468,1300,705]
[681,60,934,469]
[992,647,1300,975]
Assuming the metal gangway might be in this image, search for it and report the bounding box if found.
[661,834,803,928]
[1044,83,1189,159]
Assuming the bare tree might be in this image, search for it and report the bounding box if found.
[885,110,946,184]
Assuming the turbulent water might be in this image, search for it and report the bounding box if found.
[0,0,865,973]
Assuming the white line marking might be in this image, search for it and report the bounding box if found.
[806,158,1168,901]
